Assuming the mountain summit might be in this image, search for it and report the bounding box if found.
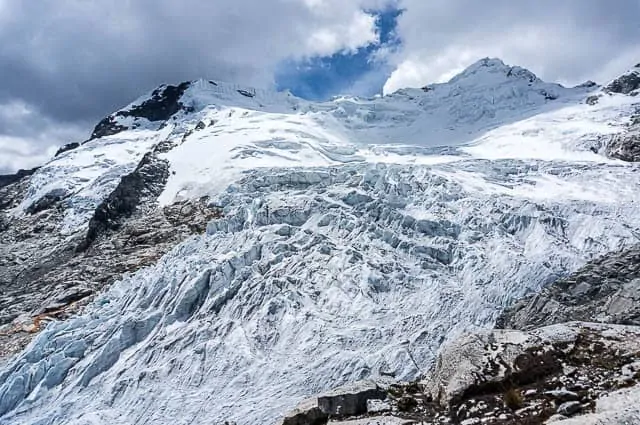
[449,57,541,84]
[1,59,640,425]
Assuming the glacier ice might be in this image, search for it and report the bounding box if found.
[2,157,640,424]
[2,59,640,424]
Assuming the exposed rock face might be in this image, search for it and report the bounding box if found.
[89,82,192,140]
[24,188,67,215]
[54,142,80,157]
[89,115,128,140]
[278,381,386,425]
[497,245,640,330]
[606,125,640,162]
[0,168,38,190]
[424,322,640,413]
[605,66,640,95]
[318,381,386,417]
[601,67,640,162]
[78,146,171,251]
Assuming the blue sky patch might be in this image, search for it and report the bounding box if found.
[275,6,402,100]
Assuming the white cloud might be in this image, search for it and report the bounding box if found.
[0,100,87,173]
[305,10,378,56]
[0,136,58,174]
[383,0,640,92]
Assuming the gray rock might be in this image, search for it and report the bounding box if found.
[605,69,640,95]
[606,130,640,162]
[317,380,386,417]
[423,322,640,407]
[277,398,326,425]
[585,95,600,105]
[497,246,640,330]
[557,401,582,416]
[278,381,386,425]
[544,389,579,402]
[546,414,568,422]
[328,417,416,425]
[366,399,391,414]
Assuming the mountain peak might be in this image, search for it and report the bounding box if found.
[448,57,541,86]
[86,79,299,142]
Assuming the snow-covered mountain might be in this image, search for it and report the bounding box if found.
[1,58,640,425]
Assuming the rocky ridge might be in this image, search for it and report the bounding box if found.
[0,141,222,364]
[605,109,640,162]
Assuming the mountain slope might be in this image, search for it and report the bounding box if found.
[1,58,640,425]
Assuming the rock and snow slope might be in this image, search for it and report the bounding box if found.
[1,58,640,425]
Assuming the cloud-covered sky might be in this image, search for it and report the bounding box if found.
[1,0,638,173]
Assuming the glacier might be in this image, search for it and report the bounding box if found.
[1,58,640,425]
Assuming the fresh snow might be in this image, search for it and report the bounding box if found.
[2,58,640,425]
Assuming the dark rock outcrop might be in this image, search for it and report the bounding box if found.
[25,188,67,215]
[605,110,640,162]
[497,245,640,330]
[78,147,171,251]
[89,82,192,140]
[120,81,192,122]
[607,129,640,162]
[54,142,80,157]
[278,381,386,425]
[585,95,600,105]
[0,168,38,190]
[89,116,128,140]
[605,66,640,95]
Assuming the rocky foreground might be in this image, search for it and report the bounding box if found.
[278,246,640,425]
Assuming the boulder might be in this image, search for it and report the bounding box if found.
[328,417,415,425]
[318,381,386,417]
[278,381,386,425]
[278,398,327,425]
[424,322,640,407]
[557,401,582,416]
